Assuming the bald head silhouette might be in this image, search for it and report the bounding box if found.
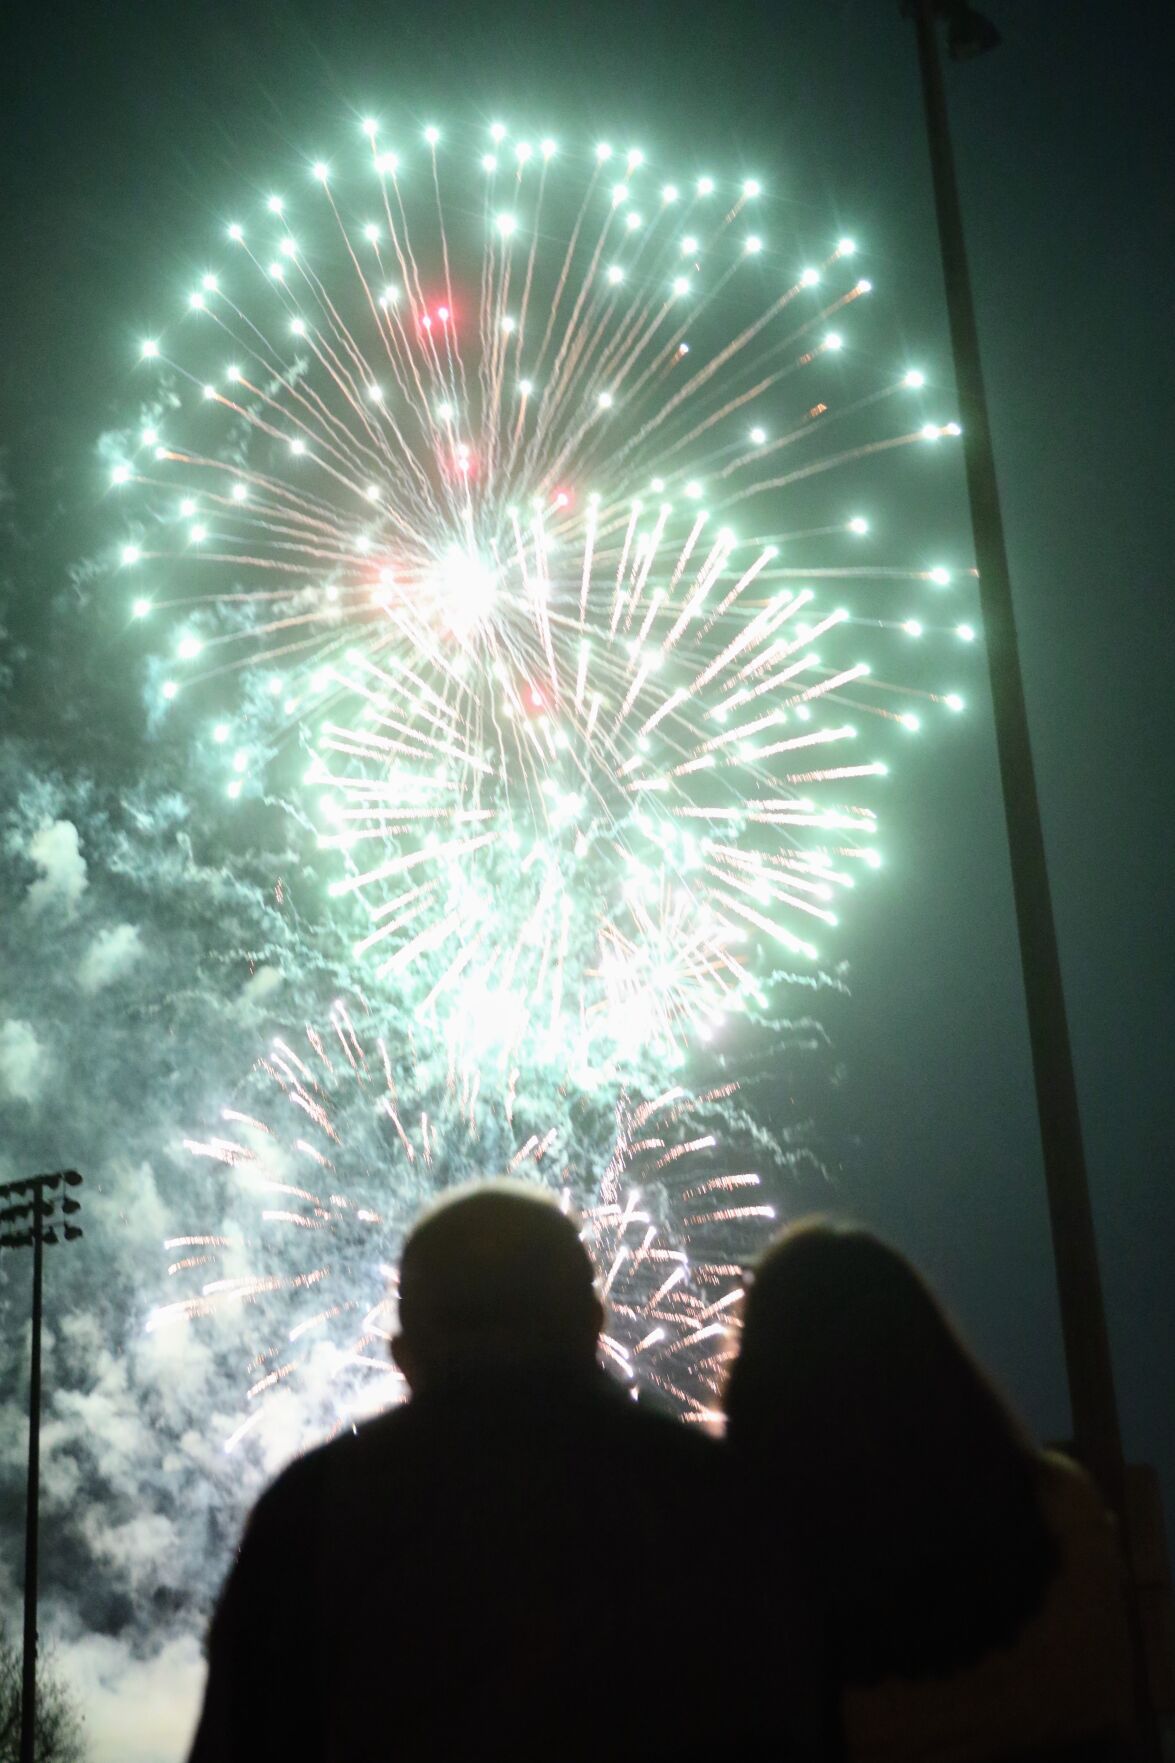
[392,1180,604,1390]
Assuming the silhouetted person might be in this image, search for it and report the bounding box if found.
[724,1218,1135,1763]
[189,1180,790,1761]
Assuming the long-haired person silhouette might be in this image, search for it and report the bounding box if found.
[724,1218,1135,1763]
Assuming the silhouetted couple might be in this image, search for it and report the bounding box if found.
[189,1182,1134,1762]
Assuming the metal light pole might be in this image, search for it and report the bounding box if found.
[0,1170,84,1763]
[904,0,1126,1515]
[903,13,1170,1746]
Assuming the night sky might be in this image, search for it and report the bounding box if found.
[2,2,1173,1755]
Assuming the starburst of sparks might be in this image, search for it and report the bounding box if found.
[111,117,969,1067]
[148,1001,776,1449]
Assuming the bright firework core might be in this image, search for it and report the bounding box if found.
[434,544,496,638]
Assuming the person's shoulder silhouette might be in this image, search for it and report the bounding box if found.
[188,1180,759,1763]
[724,1217,1134,1763]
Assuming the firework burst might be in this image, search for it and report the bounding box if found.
[111,117,969,1067]
[148,999,777,1452]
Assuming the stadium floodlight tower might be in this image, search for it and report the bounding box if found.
[0,1170,84,1763]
